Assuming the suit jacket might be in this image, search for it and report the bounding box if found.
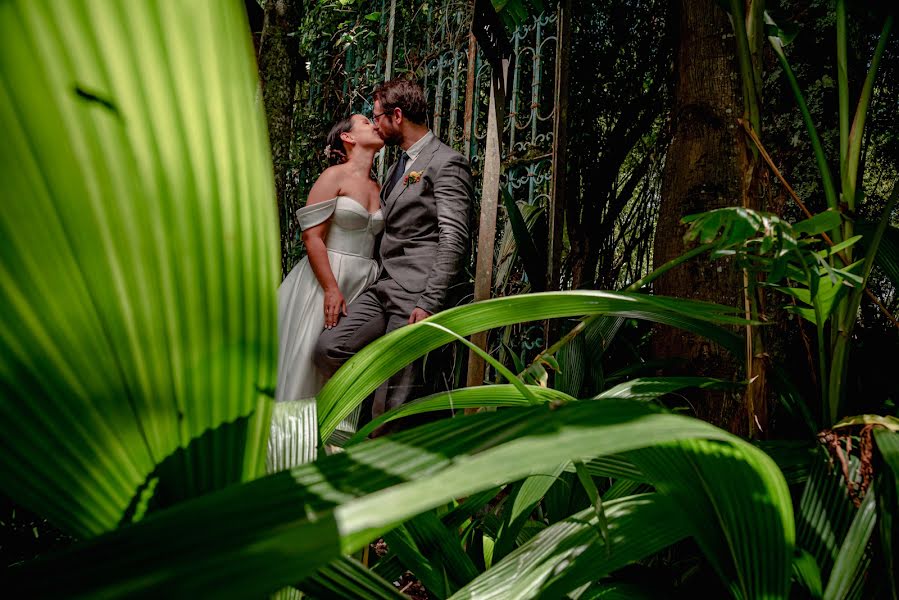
[379,134,473,314]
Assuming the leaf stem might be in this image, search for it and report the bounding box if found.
[767,26,840,223]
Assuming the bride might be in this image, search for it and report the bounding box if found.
[269,114,384,471]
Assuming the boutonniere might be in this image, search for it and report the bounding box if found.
[403,171,422,186]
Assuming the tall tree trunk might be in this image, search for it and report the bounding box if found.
[257,0,301,277]
[652,0,766,435]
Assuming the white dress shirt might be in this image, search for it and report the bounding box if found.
[402,130,435,174]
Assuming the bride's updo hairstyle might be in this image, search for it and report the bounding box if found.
[325,116,353,166]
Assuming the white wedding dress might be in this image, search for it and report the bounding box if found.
[269,196,384,471]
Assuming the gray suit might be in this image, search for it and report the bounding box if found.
[314,134,473,421]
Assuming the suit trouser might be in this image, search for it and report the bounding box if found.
[313,277,421,423]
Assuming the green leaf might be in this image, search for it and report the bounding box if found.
[298,557,405,600]
[404,512,481,592]
[764,15,800,45]
[833,415,899,432]
[441,487,504,531]
[794,210,843,236]
[596,376,740,401]
[555,334,586,397]
[757,440,817,486]
[317,291,747,440]
[796,450,859,584]
[574,461,610,550]
[346,384,574,445]
[10,400,793,598]
[856,222,899,288]
[601,478,646,501]
[495,202,544,293]
[449,494,688,600]
[629,439,794,600]
[764,11,839,212]
[571,581,661,599]
[502,189,546,290]
[812,236,862,260]
[577,455,646,481]
[873,429,899,599]
[792,549,824,599]
[823,491,876,600]
[0,0,277,538]
[384,525,447,597]
[489,0,544,31]
[493,463,567,562]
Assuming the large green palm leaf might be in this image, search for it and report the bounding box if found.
[317,292,747,439]
[0,0,278,537]
[10,401,793,598]
[449,494,689,599]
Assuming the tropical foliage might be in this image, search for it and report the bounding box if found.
[2,1,898,599]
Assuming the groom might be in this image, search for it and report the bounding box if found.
[314,78,473,429]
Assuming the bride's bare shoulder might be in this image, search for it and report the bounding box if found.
[318,164,346,181]
[305,165,346,206]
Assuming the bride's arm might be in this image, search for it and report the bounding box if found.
[301,168,347,329]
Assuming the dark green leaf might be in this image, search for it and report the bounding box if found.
[574,461,610,550]
[596,376,740,401]
[823,491,876,600]
[493,463,567,562]
[502,189,546,291]
[856,222,899,288]
[792,548,823,599]
[874,429,899,599]
[299,557,405,600]
[449,494,687,599]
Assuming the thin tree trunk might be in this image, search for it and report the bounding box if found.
[257,0,301,277]
[652,0,765,434]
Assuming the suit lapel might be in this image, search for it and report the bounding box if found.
[380,160,399,208]
[384,136,442,218]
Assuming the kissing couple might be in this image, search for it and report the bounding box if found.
[269,79,474,471]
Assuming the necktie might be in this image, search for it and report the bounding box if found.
[384,151,409,199]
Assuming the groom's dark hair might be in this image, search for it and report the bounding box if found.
[373,79,428,126]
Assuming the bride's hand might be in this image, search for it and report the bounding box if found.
[323,287,347,329]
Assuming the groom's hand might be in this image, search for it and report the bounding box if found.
[408,307,432,324]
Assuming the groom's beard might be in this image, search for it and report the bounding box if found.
[378,129,403,146]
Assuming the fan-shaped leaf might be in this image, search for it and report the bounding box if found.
[10,401,793,599]
[0,0,277,538]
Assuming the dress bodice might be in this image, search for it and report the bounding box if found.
[295,196,384,258]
